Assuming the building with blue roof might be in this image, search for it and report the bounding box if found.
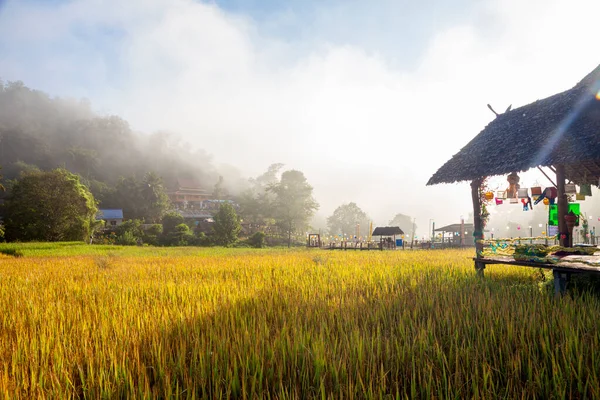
[96,209,124,227]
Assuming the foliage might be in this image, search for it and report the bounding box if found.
[0,80,221,197]
[1,248,599,398]
[246,231,266,248]
[101,172,170,223]
[141,224,163,246]
[168,223,195,246]
[161,211,185,236]
[478,177,492,228]
[3,168,98,241]
[388,213,416,236]
[212,203,241,247]
[268,170,319,247]
[237,163,283,228]
[327,202,370,237]
[115,230,137,246]
[114,219,143,246]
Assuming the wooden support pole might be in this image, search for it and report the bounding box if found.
[471,178,485,276]
[553,270,569,296]
[556,165,569,247]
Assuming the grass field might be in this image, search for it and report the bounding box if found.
[1,243,599,398]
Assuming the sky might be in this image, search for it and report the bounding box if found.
[1,0,599,235]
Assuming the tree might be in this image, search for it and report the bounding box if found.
[237,164,284,228]
[268,170,319,247]
[212,203,241,247]
[327,202,370,238]
[140,172,171,223]
[212,175,228,199]
[389,213,416,236]
[161,211,185,236]
[104,172,170,223]
[3,168,98,241]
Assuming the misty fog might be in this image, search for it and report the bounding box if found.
[1,0,599,236]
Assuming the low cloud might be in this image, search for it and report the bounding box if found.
[0,0,598,232]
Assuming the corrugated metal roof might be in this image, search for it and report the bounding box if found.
[97,209,124,220]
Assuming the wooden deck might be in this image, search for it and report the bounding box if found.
[477,255,600,274]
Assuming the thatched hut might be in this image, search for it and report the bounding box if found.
[428,64,600,275]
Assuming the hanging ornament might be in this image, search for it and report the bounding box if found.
[484,191,494,200]
[531,186,542,196]
[543,198,550,206]
[534,187,557,205]
[506,172,520,198]
[521,197,532,211]
[495,198,503,205]
[517,188,529,198]
[580,184,592,197]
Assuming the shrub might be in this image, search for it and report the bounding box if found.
[116,231,137,246]
[247,232,266,248]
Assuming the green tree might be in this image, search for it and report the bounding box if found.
[238,163,283,227]
[327,202,370,238]
[161,211,185,235]
[389,213,416,236]
[212,203,241,247]
[105,172,170,223]
[3,168,98,241]
[268,170,319,247]
[140,172,171,223]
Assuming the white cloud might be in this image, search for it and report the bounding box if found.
[1,0,599,232]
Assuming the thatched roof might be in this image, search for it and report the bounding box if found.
[428,64,600,186]
[372,226,404,236]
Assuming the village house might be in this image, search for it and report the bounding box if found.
[96,209,124,227]
[167,178,212,210]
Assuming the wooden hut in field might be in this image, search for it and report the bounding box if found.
[427,64,600,292]
[372,226,404,249]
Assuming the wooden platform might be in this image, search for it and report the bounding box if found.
[477,255,600,274]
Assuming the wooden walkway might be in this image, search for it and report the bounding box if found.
[477,255,600,274]
[477,254,600,295]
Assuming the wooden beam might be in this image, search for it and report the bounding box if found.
[537,166,557,188]
[470,178,485,276]
[579,163,596,183]
[556,165,569,247]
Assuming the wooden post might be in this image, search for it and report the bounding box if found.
[556,165,569,247]
[471,178,485,276]
[553,270,570,296]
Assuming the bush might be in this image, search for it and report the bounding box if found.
[0,247,24,257]
[247,232,266,248]
[116,230,137,246]
[116,220,143,238]
[162,212,184,235]
[142,224,163,246]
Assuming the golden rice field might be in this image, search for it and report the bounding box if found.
[1,243,599,398]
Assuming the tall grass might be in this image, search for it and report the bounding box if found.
[0,248,598,398]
